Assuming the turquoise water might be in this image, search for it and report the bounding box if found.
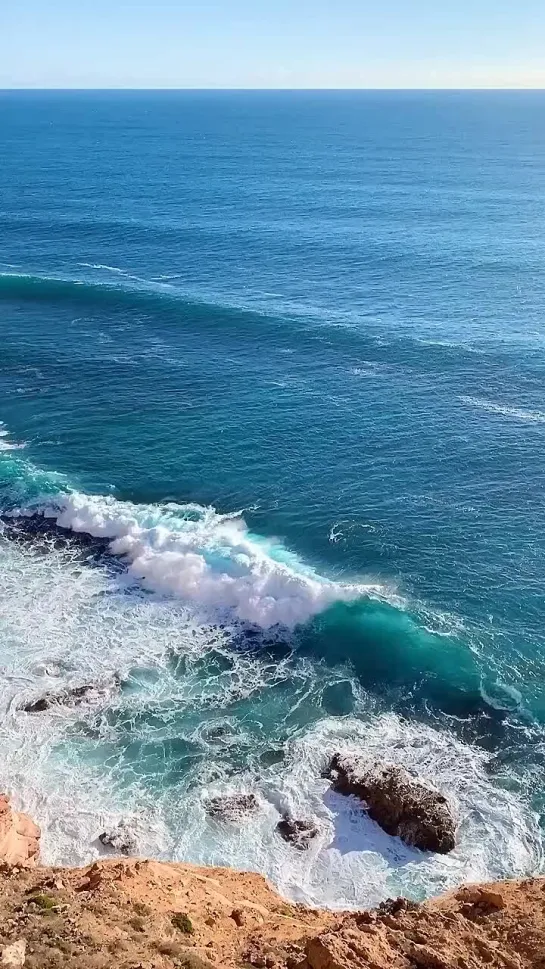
[1,90,545,906]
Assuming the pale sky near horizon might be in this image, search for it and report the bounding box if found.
[2,0,545,90]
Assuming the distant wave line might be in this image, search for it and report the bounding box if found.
[459,395,545,424]
[0,270,260,323]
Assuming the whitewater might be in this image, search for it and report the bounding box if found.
[0,443,541,908]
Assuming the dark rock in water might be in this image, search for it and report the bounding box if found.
[22,685,96,713]
[276,815,318,850]
[321,680,355,716]
[98,823,137,856]
[203,723,234,743]
[22,680,118,713]
[205,793,260,821]
[22,696,52,713]
[326,753,457,854]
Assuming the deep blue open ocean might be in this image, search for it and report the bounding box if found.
[1,90,545,906]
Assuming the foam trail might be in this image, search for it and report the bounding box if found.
[14,492,374,628]
[459,396,545,424]
[78,263,128,274]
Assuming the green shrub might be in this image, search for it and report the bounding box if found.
[171,912,194,934]
[31,894,58,911]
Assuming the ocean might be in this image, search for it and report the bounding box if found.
[1,89,545,907]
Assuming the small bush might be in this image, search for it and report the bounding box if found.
[156,941,184,957]
[31,894,58,911]
[133,901,152,916]
[128,915,146,933]
[175,956,215,969]
[171,912,194,934]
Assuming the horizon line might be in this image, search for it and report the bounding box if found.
[2,86,545,93]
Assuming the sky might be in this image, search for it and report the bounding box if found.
[2,0,545,90]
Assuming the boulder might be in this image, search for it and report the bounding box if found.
[22,685,93,713]
[1,940,26,967]
[22,679,118,713]
[326,754,456,854]
[205,794,260,821]
[276,815,319,850]
[0,795,40,867]
[98,823,137,856]
[456,886,506,910]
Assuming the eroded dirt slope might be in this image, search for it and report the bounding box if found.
[0,861,545,969]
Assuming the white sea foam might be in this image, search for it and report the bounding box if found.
[328,520,377,545]
[0,423,26,451]
[0,442,26,452]
[414,337,483,354]
[459,396,545,424]
[15,491,375,628]
[254,717,543,906]
[0,532,541,908]
[79,263,128,275]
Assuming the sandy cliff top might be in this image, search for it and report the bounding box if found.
[0,859,544,969]
[0,797,543,969]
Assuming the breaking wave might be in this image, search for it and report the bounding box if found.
[10,491,376,629]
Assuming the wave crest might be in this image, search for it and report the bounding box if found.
[14,492,372,628]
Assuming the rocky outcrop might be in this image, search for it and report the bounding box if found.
[276,816,319,850]
[98,822,137,856]
[0,795,40,867]
[326,753,457,853]
[205,793,260,821]
[21,680,118,713]
[22,685,94,713]
[0,857,335,969]
[300,880,542,969]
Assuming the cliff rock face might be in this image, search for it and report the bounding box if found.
[0,796,40,868]
[0,800,542,969]
[300,880,545,969]
[327,753,457,853]
[0,858,543,969]
[0,857,334,969]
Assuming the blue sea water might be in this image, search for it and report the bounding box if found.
[1,90,545,906]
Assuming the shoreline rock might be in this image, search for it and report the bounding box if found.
[205,793,260,821]
[0,856,541,969]
[0,795,40,868]
[98,822,137,856]
[326,752,457,853]
[276,816,319,850]
[21,677,120,714]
